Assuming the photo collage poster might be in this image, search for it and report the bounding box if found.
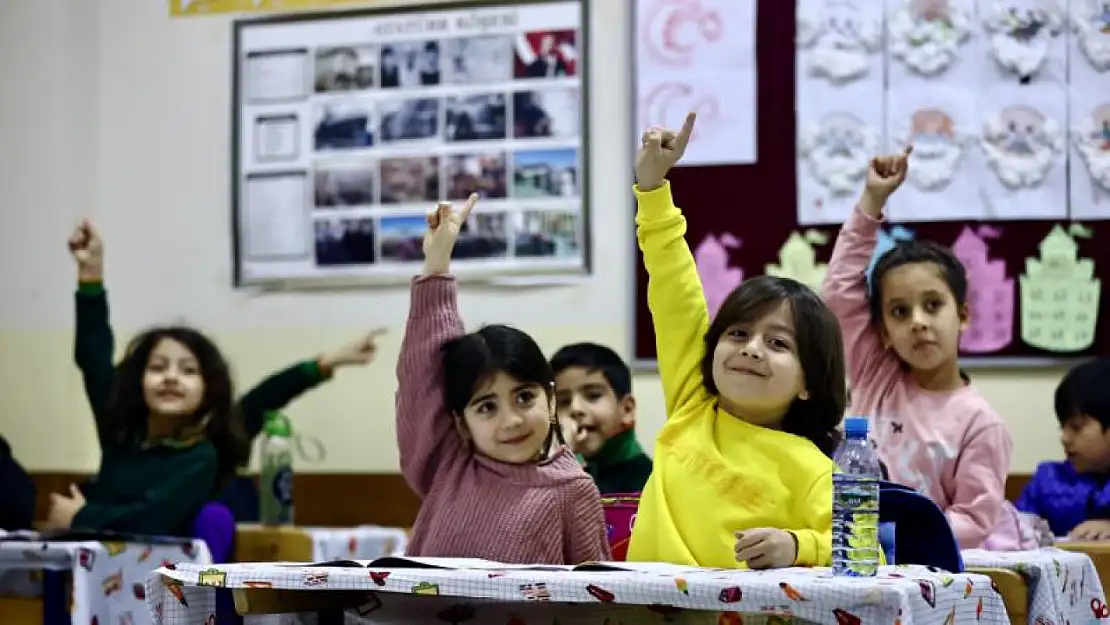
[234,0,587,286]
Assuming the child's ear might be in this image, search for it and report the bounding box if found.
[958,302,971,331]
[618,393,637,428]
[453,413,471,442]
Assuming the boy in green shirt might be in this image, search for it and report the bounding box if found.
[552,343,652,494]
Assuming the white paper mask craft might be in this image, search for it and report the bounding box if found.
[982,2,1064,81]
[798,112,877,195]
[1071,0,1110,71]
[1073,103,1110,192]
[980,104,1064,188]
[889,0,971,75]
[896,107,969,190]
[796,0,882,83]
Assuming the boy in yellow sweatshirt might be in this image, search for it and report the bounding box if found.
[628,113,848,569]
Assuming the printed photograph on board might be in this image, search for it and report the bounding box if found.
[381,156,441,204]
[446,153,508,200]
[512,148,579,198]
[313,99,375,151]
[513,88,579,139]
[513,30,577,79]
[380,98,441,143]
[315,45,377,92]
[314,161,376,207]
[443,35,514,84]
[314,217,376,266]
[380,40,442,88]
[513,210,580,258]
[446,94,508,142]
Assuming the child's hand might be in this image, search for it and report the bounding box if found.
[635,111,696,192]
[422,194,478,276]
[43,484,85,530]
[735,528,797,569]
[318,328,388,373]
[67,220,104,282]
[861,146,912,217]
[1068,519,1110,541]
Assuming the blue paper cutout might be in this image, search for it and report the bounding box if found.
[866,225,915,290]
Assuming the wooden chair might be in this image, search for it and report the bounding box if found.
[966,567,1027,625]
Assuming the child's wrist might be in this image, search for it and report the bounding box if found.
[77,269,103,283]
[636,179,665,192]
[859,191,885,219]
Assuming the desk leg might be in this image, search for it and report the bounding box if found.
[41,571,68,625]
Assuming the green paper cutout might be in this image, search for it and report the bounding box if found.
[765,230,829,293]
[1020,224,1101,353]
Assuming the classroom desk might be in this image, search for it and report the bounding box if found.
[963,548,1106,625]
[145,560,1012,625]
[1057,541,1110,597]
[234,525,408,563]
[0,535,210,625]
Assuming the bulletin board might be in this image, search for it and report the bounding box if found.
[631,0,1110,370]
[230,0,591,289]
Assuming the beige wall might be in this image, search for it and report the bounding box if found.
[0,0,1067,474]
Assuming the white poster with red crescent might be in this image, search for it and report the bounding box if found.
[635,0,758,166]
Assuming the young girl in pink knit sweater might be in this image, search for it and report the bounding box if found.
[396,195,611,565]
[822,148,1035,550]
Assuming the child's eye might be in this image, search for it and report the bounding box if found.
[515,390,538,406]
[889,306,908,318]
[584,392,603,402]
[768,337,792,351]
[925,299,944,312]
[727,328,748,340]
[475,400,497,415]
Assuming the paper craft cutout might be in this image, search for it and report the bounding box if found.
[798,112,878,196]
[1019,223,1101,353]
[888,0,971,75]
[765,230,830,293]
[895,107,970,190]
[1070,0,1110,71]
[982,2,1064,81]
[1072,103,1110,196]
[796,0,882,83]
[980,104,1064,189]
[952,226,1015,353]
[866,225,915,290]
[694,233,744,319]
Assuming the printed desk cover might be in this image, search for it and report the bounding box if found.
[0,537,210,625]
[963,548,1107,625]
[145,560,1010,625]
[304,526,407,561]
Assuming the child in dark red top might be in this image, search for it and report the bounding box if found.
[396,195,610,565]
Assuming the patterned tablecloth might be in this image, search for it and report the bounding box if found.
[145,560,1011,625]
[302,526,408,561]
[0,536,210,625]
[963,548,1108,625]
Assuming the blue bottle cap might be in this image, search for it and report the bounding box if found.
[843,416,869,438]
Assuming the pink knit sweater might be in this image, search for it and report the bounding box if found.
[396,275,611,565]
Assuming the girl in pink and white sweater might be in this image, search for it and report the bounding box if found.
[821,148,1034,550]
[396,195,610,565]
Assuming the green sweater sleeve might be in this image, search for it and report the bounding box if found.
[71,444,217,536]
[237,361,329,439]
[73,282,116,435]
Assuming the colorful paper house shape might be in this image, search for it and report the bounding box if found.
[1019,224,1101,352]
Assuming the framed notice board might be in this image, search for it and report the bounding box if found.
[231,0,591,288]
[632,0,1110,370]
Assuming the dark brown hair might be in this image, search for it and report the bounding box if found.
[700,276,847,456]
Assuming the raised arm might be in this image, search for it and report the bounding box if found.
[396,196,478,498]
[68,221,116,437]
[820,148,912,392]
[238,331,386,438]
[634,113,712,417]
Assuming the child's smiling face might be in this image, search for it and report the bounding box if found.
[554,366,635,459]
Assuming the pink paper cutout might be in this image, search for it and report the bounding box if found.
[952,226,1015,353]
[694,233,744,319]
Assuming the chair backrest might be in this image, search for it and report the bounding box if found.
[192,502,235,564]
[601,493,641,561]
[879,481,964,572]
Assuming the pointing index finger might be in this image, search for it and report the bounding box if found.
[458,193,479,222]
[367,327,389,339]
[675,111,697,152]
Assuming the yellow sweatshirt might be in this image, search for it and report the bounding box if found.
[626,182,837,568]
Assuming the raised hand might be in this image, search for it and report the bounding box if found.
[318,328,389,373]
[422,193,479,276]
[67,219,104,282]
[862,146,913,216]
[635,111,697,191]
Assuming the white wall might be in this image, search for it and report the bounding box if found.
[0,0,1067,474]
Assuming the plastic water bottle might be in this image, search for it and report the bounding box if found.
[832,416,881,576]
[260,410,294,525]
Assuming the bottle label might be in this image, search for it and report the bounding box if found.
[832,474,880,577]
[272,465,294,506]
